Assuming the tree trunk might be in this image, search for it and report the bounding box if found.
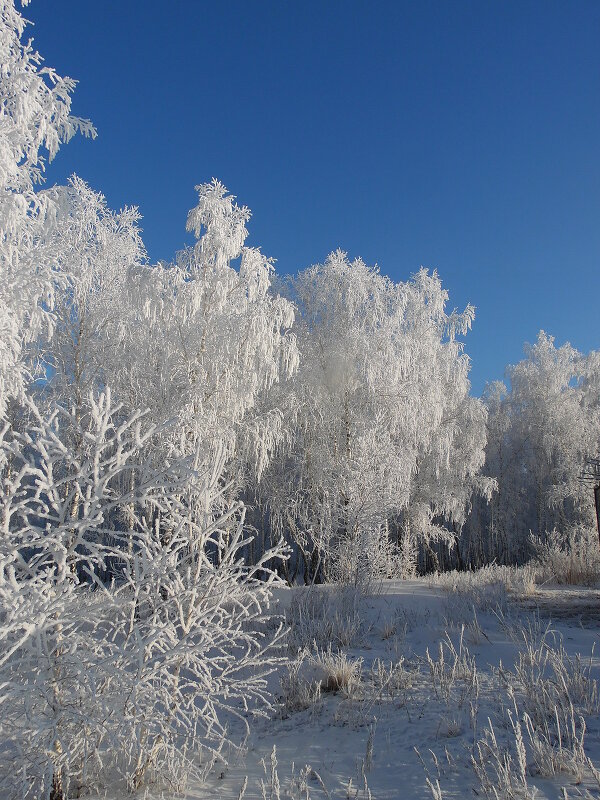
[453,523,465,572]
[50,771,64,800]
[594,484,600,547]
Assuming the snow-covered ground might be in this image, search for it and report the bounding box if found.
[181,578,600,800]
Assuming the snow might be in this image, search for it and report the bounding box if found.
[131,578,600,800]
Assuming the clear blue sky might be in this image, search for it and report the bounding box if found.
[27,1,599,396]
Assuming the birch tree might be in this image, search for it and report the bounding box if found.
[480,332,600,560]
[115,180,298,500]
[0,0,95,417]
[37,177,146,416]
[261,251,488,582]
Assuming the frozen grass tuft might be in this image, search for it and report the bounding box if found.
[434,568,509,625]
[286,587,365,653]
[424,627,479,708]
[310,645,363,696]
[522,705,587,779]
[251,744,374,800]
[368,656,414,699]
[434,563,540,615]
[471,712,535,800]
[256,745,333,800]
[510,627,599,720]
[279,649,322,714]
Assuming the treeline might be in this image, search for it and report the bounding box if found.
[1,8,599,589]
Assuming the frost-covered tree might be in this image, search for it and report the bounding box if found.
[0,391,173,799]
[390,270,492,574]
[0,0,95,416]
[476,332,600,563]
[0,175,297,798]
[37,177,146,415]
[260,251,488,581]
[116,180,298,490]
[115,443,286,793]
[404,384,493,573]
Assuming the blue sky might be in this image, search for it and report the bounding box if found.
[28,1,599,396]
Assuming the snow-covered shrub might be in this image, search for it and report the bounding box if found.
[0,575,122,800]
[0,392,171,798]
[434,567,509,624]
[532,525,600,586]
[0,392,287,798]
[329,525,401,587]
[506,563,540,596]
[112,482,288,793]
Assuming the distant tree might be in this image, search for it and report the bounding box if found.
[581,457,600,540]
[579,351,600,540]
[480,332,600,562]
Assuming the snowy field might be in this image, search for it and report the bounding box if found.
[156,577,600,800]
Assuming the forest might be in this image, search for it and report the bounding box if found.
[1,3,600,799]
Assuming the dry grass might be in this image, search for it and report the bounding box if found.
[310,645,363,696]
[286,587,365,653]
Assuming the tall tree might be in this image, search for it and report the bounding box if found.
[260,251,488,582]
[116,180,298,483]
[38,177,146,416]
[0,1,95,417]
